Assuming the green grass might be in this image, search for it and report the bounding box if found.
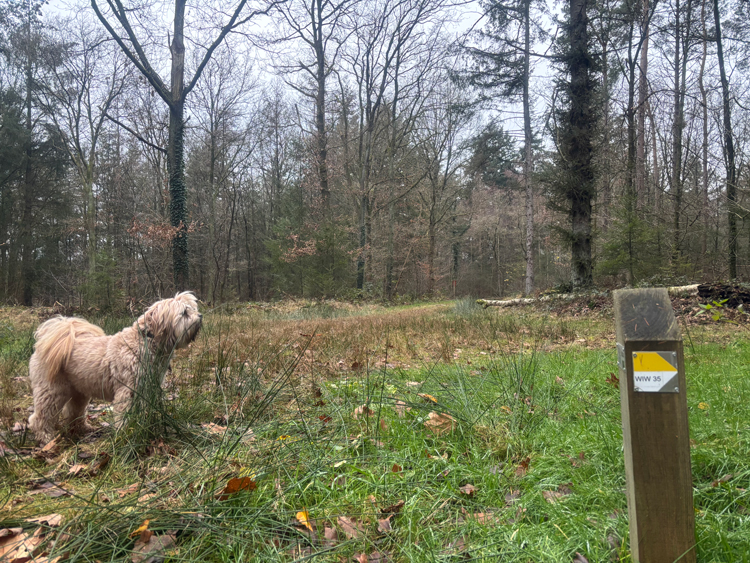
[0,303,748,561]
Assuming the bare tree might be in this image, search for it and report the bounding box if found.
[713,0,736,278]
[40,16,128,284]
[344,0,449,290]
[466,0,547,295]
[189,45,254,302]
[414,72,474,295]
[90,0,277,290]
[272,0,355,214]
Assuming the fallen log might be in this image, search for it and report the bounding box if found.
[477,284,748,308]
[696,282,750,307]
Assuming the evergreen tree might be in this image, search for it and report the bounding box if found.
[551,0,599,289]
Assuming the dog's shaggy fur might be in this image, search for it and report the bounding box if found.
[28,292,202,444]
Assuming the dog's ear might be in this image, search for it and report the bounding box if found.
[147,300,180,350]
[138,303,166,338]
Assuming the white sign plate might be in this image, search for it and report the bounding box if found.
[632,351,679,393]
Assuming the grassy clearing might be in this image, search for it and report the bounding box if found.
[0,298,748,562]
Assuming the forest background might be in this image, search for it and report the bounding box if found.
[0,0,746,308]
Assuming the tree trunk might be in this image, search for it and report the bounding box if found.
[636,0,649,208]
[713,0,736,278]
[698,0,708,258]
[314,0,329,212]
[671,0,692,262]
[427,216,436,295]
[19,42,34,305]
[567,0,595,289]
[625,15,637,281]
[522,0,534,296]
[169,0,188,290]
[357,193,367,290]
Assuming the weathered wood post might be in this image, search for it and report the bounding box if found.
[614,288,696,563]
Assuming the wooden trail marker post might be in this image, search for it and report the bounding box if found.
[614,288,696,563]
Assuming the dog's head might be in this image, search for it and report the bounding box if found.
[137,292,202,351]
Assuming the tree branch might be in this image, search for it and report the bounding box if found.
[104,113,167,154]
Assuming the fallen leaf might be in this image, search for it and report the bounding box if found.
[712,474,733,487]
[353,405,374,419]
[89,452,110,476]
[698,402,709,410]
[319,415,332,423]
[391,464,402,474]
[116,483,140,497]
[130,533,176,563]
[0,527,44,562]
[28,481,70,498]
[0,528,27,560]
[557,482,574,495]
[572,553,589,563]
[542,490,565,503]
[571,451,586,467]
[379,419,388,431]
[323,526,338,547]
[424,412,456,436]
[68,464,87,476]
[0,527,23,539]
[405,381,422,387]
[337,516,364,539]
[555,376,566,386]
[34,437,61,459]
[217,477,257,500]
[296,509,313,532]
[459,484,476,496]
[515,457,530,478]
[377,515,393,533]
[40,437,60,453]
[26,514,62,527]
[605,373,619,387]
[130,519,150,539]
[418,393,438,403]
[463,509,498,525]
[380,500,405,515]
[394,401,407,418]
[201,422,227,435]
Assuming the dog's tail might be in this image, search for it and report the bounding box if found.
[33,317,105,380]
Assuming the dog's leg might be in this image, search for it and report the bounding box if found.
[112,387,134,430]
[28,380,70,445]
[61,391,93,436]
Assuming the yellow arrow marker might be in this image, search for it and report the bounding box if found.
[633,352,677,392]
[633,352,675,372]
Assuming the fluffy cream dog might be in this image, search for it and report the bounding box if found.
[28,292,202,444]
